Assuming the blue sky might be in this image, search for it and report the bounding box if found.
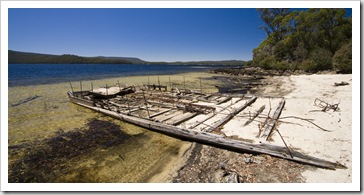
[9,8,266,62]
[8,8,351,62]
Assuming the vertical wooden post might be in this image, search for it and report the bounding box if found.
[80,81,83,98]
[69,81,74,93]
[169,76,172,91]
[125,95,131,115]
[158,76,161,90]
[142,90,151,118]
[183,76,186,91]
[117,80,121,91]
[106,84,109,99]
[199,77,202,93]
[91,82,93,92]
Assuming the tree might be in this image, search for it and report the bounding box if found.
[252,8,352,72]
[333,41,352,73]
[257,8,293,44]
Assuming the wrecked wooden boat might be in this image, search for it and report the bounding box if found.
[67,83,345,170]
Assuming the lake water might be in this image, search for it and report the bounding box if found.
[7,64,224,183]
[8,64,228,87]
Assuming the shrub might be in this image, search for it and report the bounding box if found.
[273,60,291,70]
[309,48,333,71]
[300,59,316,72]
[333,42,352,73]
[258,55,276,69]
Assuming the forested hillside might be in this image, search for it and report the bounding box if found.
[250,8,352,73]
[8,50,133,64]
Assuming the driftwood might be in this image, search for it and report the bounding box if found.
[187,98,243,129]
[71,102,345,170]
[313,98,340,112]
[260,99,285,141]
[11,95,41,107]
[225,172,240,183]
[149,109,173,118]
[334,81,349,86]
[244,105,265,126]
[205,97,257,132]
[217,96,232,105]
[171,112,199,125]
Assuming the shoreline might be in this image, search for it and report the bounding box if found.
[8,70,223,183]
[161,72,352,183]
[7,68,353,183]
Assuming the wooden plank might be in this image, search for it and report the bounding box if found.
[204,96,257,132]
[159,111,183,123]
[244,105,266,126]
[171,112,199,125]
[149,108,173,118]
[187,98,243,129]
[217,96,232,105]
[73,101,345,170]
[260,99,285,141]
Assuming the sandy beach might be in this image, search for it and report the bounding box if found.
[257,74,353,183]
[156,73,354,184]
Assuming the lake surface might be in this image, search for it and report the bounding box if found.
[8,64,230,87]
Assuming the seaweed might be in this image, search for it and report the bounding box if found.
[11,95,42,107]
[8,119,132,183]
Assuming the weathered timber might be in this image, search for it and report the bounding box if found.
[187,98,243,129]
[11,95,42,107]
[217,96,232,105]
[157,111,183,123]
[143,95,215,113]
[334,81,349,86]
[260,99,285,141]
[145,84,167,91]
[244,105,266,126]
[205,96,257,132]
[149,108,173,118]
[171,112,199,125]
[70,101,346,170]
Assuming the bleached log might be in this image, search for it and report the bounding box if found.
[204,97,257,132]
[260,99,285,141]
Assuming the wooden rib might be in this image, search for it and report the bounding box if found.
[149,108,173,118]
[171,112,199,125]
[188,98,243,129]
[217,96,232,105]
[260,99,285,141]
[204,96,257,132]
[244,105,266,126]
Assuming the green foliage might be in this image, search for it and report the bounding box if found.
[309,48,333,71]
[300,59,316,72]
[293,42,308,62]
[273,60,291,70]
[258,55,276,69]
[333,41,352,73]
[252,8,352,73]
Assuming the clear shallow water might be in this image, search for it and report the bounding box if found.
[7,65,222,182]
[8,64,229,87]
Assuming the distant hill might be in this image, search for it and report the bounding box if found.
[96,56,146,64]
[8,50,245,66]
[147,60,245,66]
[8,50,134,64]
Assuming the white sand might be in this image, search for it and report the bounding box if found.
[223,74,353,183]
